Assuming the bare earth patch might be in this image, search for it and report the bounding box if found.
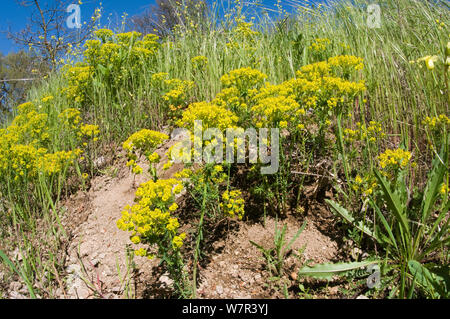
[58,136,341,299]
[197,217,339,299]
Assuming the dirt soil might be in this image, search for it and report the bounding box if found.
[53,138,342,299]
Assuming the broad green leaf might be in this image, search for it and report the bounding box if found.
[298,260,379,280]
[408,260,448,298]
[325,199,375,239]
[374,170,410,238]
[370,199,398,251]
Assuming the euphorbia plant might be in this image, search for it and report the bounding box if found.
[299,140,449,298]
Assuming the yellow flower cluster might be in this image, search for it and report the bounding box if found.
[152,73,194,119]
[10,103,50,145]
[177,101,238,131]
[309,38,330,52]
[87,30,159,64]
[344,121,385,143]
[422,114,450,129]
[220,190,245,220]
[38,149,82,175]
[251,95,301,128]
[378,148,412,176]
[0,102,86,184]
[440,182,449,197]
[213,87,245,111]
[162,78,195,105]
[233,18,259,38]
[58,108,81,129]
[220,67,267,93]
[116,178,186,257]
[173,55,365,141]
[123,129,169,174]
[63,30,160,105]
[226,17,259,51]
[297,55,364,79]
[191,55,208,69]
[186,164,228,196]
[352,174,378,196]
[151,72,169,83]
[62,64,93,104]
[80,124,100,139]
[174,168,193,179]
[58,108,100,146]
[41,95,54,103]
[328,55,364,72]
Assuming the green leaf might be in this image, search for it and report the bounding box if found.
[420,146,448,223]
[284,220,307,254]
[96,64,109,77]
[370,199,398,251]
[407,260,448,298]
[325,199,375,239]
[0,250,36,299]
[374,170,410,238]
[298,260,379,280]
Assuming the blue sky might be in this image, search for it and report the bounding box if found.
[0,0,323,55]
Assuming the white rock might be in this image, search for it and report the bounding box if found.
[76,286,90,299]
[67,264,82,275]
[216,285,224,295]
[9,281,22,291]
[94,156,106,169]
[159,275,174,287]
[9,291,27,299]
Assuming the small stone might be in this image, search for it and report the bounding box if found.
[216,285,224,295]
[328,286,339,295]
[351,247,363,260]
[79,242,90,257]
[91,258,100,267]
[159,275,174,287]
[290,272,298,281]
[12,248,23,261]
[112,286,121,293]
[55,288,63,297]
[10,281,22,291]
[67,264,81,275]
[19,286,29,294]
[356,295,369,299]
[93,156,106,169]
[98,253,106,260]
[76,287,90,299]
[9,291,27,299]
